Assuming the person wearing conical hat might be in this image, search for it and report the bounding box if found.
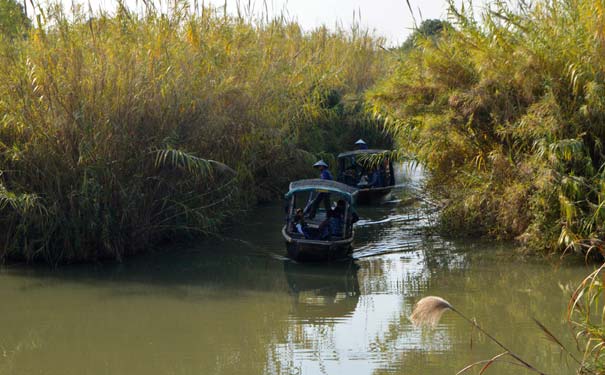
[313,159,333,181]
[355,139,368,150]
[305,160,333,219]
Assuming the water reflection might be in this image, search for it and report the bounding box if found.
[0,168,592,375]
[284,261,360,322]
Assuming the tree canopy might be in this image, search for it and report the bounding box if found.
[401,19,449,50]
[0,0,30,39]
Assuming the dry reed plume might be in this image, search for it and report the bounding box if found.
[409,296,453,328]
[410,296,547,374]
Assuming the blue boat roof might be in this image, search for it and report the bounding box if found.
[337,149,389,158]
[286,179,358,202]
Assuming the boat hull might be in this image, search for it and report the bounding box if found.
[282,226,353,262]
[356,187,392,204]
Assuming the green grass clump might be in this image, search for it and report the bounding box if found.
[369,0,605,257]
[0,1,388,263]
[567,264,605,374]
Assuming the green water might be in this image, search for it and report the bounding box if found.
[0,174,590,375]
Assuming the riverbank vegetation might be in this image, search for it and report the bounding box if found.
[7,0,605,265]
[0,0,389,263]
[369,0,605,257]
[567,264,605,374]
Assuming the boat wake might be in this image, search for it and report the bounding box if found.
[352,202,437,260]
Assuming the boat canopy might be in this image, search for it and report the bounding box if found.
[285,179,358,203]
[337,149,389,159]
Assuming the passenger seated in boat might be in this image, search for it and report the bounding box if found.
[336,199,359,225]
[319,208,342,240]
[358,166,383,189]
[342,166,358,186]
[330,208,345,238]
[293,208,321,240]
[367,168,384,188]
[293,208,313,238]
[357,173,369,188]
[319,200,356,239]
[292,209,305,235]
[381,159,390,185]
[367,168,378,187]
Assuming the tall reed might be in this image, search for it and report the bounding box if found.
[0,0,388,263]
[369,0,605,256]
[567,264,605,373]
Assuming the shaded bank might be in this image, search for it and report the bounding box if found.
[0,1,390,264]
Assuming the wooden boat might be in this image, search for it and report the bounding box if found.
[282,179,358,262]
[336,149,396,204]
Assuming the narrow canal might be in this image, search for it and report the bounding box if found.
[0,167,587,375]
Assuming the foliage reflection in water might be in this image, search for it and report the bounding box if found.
[0,187,590,375]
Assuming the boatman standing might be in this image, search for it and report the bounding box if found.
[314,159,333,181]
[355,139,368,150]
[305,160,333,219]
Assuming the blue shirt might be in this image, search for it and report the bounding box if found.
[329,216,344,237]
[320,169,333,180]
[368,170,382,187]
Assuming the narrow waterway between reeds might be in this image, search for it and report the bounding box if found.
[0,166,588,375]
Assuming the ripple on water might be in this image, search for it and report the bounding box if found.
[0,164,586,375]
[353,196,438,260]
